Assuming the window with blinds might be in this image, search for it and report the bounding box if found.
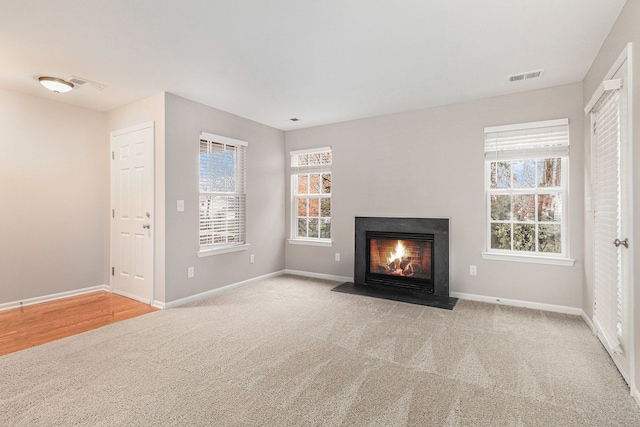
[199,132,247,251]
[290,147,332,242]
[484,119,569,257]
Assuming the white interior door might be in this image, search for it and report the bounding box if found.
[592,54,632,383]
[110,122,154,304]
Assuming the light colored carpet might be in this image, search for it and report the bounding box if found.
[1,275,639,426]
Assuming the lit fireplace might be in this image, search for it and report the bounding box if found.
[355,217,450,297]
[366,232,434,291]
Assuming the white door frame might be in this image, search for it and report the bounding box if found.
[110,121,155,305]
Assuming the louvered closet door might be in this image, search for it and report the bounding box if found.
[592,60,631,383]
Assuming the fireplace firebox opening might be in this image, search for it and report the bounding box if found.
[366,231,434,292]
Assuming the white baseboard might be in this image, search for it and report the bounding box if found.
[0,284,110,313]
[284,269,352,283]
[450,291,583,316]
[632,386,640,407]
[161,270,286,309]
[581,311,596,333]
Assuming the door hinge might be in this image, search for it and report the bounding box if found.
[112,209,115,218]
[112,267,115,276]
[112,151,114,160]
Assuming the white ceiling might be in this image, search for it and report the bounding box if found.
[0,1,626,131]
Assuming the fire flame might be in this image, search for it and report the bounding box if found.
[388,240,406,264]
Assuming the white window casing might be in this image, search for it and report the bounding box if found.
[482,119,574,265]
[199,132,248,255]
[289,147,332,246]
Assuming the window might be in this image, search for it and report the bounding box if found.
[483,119,571,264]
[290,147,332,245]
[199,132,247,254]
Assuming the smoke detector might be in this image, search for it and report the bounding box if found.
[508,69,545,82]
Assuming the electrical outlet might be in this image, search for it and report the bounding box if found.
[470,265,477,276]
[250,254,255,264]
[335,253,340,262]
[188,267,194,278]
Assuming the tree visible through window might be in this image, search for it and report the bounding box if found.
[485,120,569,256]
[291,148,332,240]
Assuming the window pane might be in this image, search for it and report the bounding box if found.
[296,154,309,166]
[309,153,322,165]
[297,198,307,216]
[309,198,319,217]
[490,161,511,189]
[309,218,319,237]
[320,198,330,217]
[513,224,535,251]
[513,159,536,188]
[320,219,331,239]
[199,148,236,193]
[513,194,535,221]
[297,218,307,237]
[322,173,331,194]
[310,174,321,194]
[539,224,561,253]
[537,158,562,187]
[297,174,309,194]
[491,223,511,250]
[538,193,561,222]
[490,195,511,220]
[321,151,332,165]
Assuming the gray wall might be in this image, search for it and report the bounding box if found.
[107,92,287,304]
[285,83,584,308]
[0,89,107,304]
[164,93,286,302]
[581,0,640,399]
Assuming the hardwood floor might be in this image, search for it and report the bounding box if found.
[0,291,158,357]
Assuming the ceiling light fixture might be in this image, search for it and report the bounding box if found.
[38,76,74,93]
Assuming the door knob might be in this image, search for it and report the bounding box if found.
[142,223,151,229]
[614,238,629,248]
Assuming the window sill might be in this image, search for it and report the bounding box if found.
[199,243,250,257]
[481,252,575,266]
[287,238,332,248]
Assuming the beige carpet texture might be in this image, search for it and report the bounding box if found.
[2,275,640,426]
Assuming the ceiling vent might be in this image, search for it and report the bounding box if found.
[68,76,108,91]
[508,69,545,82]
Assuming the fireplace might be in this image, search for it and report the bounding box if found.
[355,217,450,297]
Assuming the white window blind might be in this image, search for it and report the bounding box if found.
[199,132,247,250]
[485,119,569,161]
[591,88,623,354]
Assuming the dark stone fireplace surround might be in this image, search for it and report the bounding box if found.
[355,217,450,297]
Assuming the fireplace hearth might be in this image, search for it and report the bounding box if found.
[334,217,457,309]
